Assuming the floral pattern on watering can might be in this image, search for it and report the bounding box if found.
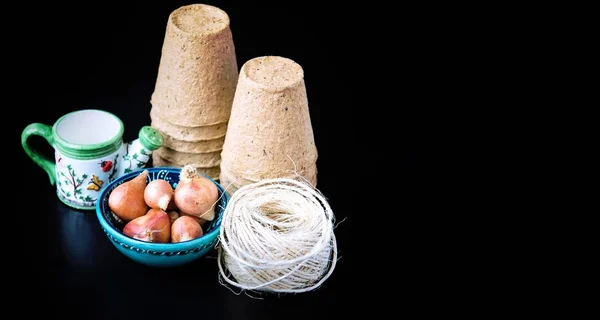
[55,140,155,209]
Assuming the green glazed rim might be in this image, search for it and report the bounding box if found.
[52,110,125,160]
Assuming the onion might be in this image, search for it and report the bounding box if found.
[144,179,174,210]
[171,216,203,242]
[109,170,149,221]
[123,208,170,243]
[180,212,208,226]
[173,165,219,220]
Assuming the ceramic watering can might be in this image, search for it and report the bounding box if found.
[21,109,163,210]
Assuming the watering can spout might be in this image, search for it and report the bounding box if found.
[116,126,163,178]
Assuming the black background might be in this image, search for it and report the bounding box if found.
[12,1,361,319]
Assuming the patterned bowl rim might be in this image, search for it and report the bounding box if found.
[95,167,229,252]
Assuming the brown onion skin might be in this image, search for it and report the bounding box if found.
[123,208,171,243]
[109,170,149,221]
[180,212,208,226]
[144,179,174,210]
[173,166,219,219]
[171,216,203,242]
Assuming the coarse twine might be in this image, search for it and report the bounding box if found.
[217,178,338,294]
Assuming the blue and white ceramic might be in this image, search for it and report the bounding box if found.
[95,167,229,267]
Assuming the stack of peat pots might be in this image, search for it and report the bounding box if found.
[150,4,238,180]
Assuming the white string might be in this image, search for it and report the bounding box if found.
[217,178,338,293]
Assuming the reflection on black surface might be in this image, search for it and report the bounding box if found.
[48,190,340,318]
[55,199,114,268]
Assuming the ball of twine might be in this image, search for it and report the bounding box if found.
[217,178,338,293]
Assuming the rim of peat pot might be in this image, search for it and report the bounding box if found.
[95,167,226,252]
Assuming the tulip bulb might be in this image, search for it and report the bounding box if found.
[123,208,170,243]
[109,170,149,221]
[171,216,203,243]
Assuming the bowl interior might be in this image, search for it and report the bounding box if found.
[98,167,226,241]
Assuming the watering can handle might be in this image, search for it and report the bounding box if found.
[21,123,56,185]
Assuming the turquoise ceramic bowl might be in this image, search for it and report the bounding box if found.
[95,167,228,267]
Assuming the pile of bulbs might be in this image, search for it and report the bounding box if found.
[108,165,219,243]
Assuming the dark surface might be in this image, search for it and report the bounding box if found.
[13,2,356,319]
